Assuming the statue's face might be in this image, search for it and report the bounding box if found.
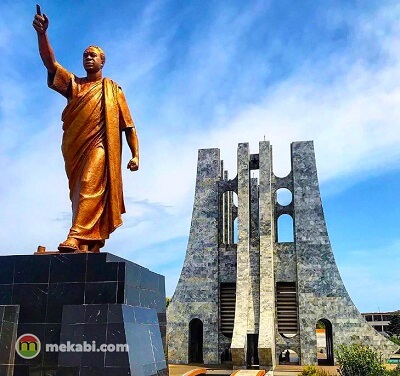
[83,47,103,74]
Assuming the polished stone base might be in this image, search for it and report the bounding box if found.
[0,253,168,376]
[0,305,19,376]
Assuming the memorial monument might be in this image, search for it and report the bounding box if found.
[167,140,399,370]
[0,6,167,375]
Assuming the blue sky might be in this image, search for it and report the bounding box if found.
[0,0,399,313]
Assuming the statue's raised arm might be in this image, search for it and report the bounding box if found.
[32,5,57,74]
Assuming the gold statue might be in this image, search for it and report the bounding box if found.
[33,5,139,253]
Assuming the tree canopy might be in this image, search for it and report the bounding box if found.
[388,311,400,338]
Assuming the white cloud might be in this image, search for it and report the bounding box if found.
[206,57,400,180]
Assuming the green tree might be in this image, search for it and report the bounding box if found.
[388,312,400,338]
[166,297,171,308]
[389,336,400,346]
[336,344,386,376]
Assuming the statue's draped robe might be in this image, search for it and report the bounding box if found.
[49,63,134,243]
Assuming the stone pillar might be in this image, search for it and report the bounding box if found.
[258,141,276,368]
[231,143,251,368]
[247,177,260,334]
[167,148,221,365]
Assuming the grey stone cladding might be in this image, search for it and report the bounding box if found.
[167,148,221,365]
[167,141,399,368]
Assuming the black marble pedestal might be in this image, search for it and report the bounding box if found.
[0,305,19,376]
[0,253,168,376]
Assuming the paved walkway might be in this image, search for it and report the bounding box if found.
[168,365,339,376]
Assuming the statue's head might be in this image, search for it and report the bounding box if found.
[83,46,106,74]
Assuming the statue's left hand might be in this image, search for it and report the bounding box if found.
[127,157,139,171]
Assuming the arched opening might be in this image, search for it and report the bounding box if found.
[316,319,334,366]
[277,214,294,242]
[222,191,238,245]
[233,217,238,244]
[276,188,292,206]
[278,349,299,365]
[221,348,232,364]
[272,149,291,180]
[189,318,203,364]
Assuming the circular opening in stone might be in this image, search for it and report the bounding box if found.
[276,188,292,206]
